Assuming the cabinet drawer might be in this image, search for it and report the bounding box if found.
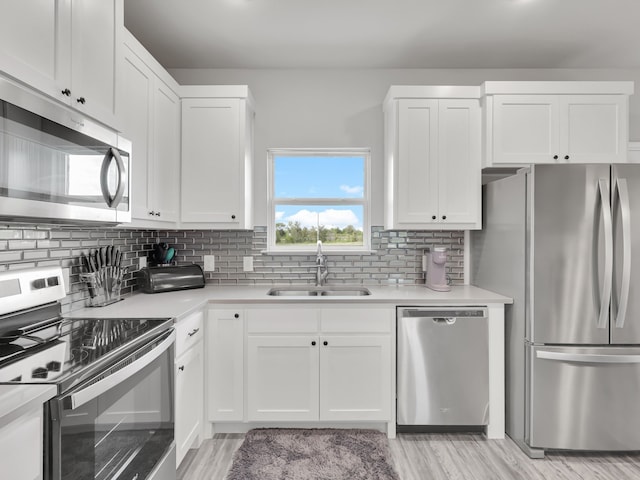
[175,310,204,356]
[320,308,393,333]
[247,308,318,333]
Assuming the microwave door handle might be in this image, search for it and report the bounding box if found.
[597,179,613,330]
[61,329,175,411]
[100,147,126,208]
[614,178,632,329]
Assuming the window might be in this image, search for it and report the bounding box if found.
[268,148,370,252]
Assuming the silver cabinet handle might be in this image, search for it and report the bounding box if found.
[537,350,640,364]
[615,177,631,329]
[187,328,200,337]
[597,179,613,329]
[100,147,126,208]
[62,329,175,410]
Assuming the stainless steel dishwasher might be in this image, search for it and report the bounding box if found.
[397,307,489,426]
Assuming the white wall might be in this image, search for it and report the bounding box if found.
[170,68,640,226]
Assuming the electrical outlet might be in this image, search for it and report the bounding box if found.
[204,255,215,272]
[243,256,254,272]
[139,257,147,269]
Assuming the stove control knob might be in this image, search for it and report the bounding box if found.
[46,361,62,372]
[32,278,47,290]
[32,367,48,379]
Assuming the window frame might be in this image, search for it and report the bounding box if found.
[267,148,371,253]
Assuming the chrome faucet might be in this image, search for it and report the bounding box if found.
[315,241,329,286]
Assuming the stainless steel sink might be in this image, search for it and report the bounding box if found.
[267,286,371,297]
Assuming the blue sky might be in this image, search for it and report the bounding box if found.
[274,155,364,229]
[275,156,364,198]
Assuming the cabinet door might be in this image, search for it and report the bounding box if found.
[247,335,319,421]
[438,99,481,227]
[120,46,153,221]
[319,336,391,421]
[175,342,203,466]
[69,0,121,127]
[396,99,439,226]
[0,0,71,104]
[181,98,242,225]
[0,405,44,480]
[208,309,244,422]
[562,95,628,164]
[492,95,560,164]
[150,80,180,222]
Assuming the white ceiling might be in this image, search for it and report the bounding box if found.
[124,0,640,69]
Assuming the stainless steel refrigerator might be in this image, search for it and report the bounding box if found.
[471,164,640,458]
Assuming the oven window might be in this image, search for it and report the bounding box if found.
[55,344,174,480]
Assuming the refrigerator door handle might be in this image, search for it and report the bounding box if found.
[537,350,640,364]
[614,177,632,329]
[597,178,613,329]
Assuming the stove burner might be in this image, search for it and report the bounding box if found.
[69,348,89,363]
[0,343,23,358]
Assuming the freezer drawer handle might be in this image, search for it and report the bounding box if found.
[597,178,613,330]
[614,177,631,329]
[537,350,640,364]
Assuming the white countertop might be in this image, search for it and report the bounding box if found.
[67,284,512,320]
[0,384,57,427]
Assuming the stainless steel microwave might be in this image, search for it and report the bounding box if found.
[0,76,130,224]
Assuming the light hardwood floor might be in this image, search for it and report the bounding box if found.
[177,432,640,480]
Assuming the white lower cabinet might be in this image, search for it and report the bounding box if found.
[207,308,244,422]
[319,335,391,421]
[0,404,43,480]
[247,335,319,421]
[241,305,394,424]
[175,342,203,465]
[206,305,394,432]
[174,310,204,466]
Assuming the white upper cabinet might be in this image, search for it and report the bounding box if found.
[0,0,122,129]
[119,31,180,227]
[69,0,121,128]
[384,86,481,230]
[0,1,69,102]
[484,82,634,167]
[180,86,254,229]
[151,81,180,223]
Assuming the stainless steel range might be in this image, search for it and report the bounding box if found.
[0,267,176,480]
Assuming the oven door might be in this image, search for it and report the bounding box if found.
[47,329,175,480]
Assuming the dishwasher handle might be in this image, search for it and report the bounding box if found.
[433,317,457,325]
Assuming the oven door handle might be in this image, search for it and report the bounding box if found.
[62,329,175,411]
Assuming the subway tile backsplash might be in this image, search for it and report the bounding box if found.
[0,224,156,313]
[0,224,464,312]
[157,226,464,286]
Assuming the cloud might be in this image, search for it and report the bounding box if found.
[275,211,285,221]
[284,209,361,230]
[340,185,363,195]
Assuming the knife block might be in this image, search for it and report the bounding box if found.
[80,266,128,307]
